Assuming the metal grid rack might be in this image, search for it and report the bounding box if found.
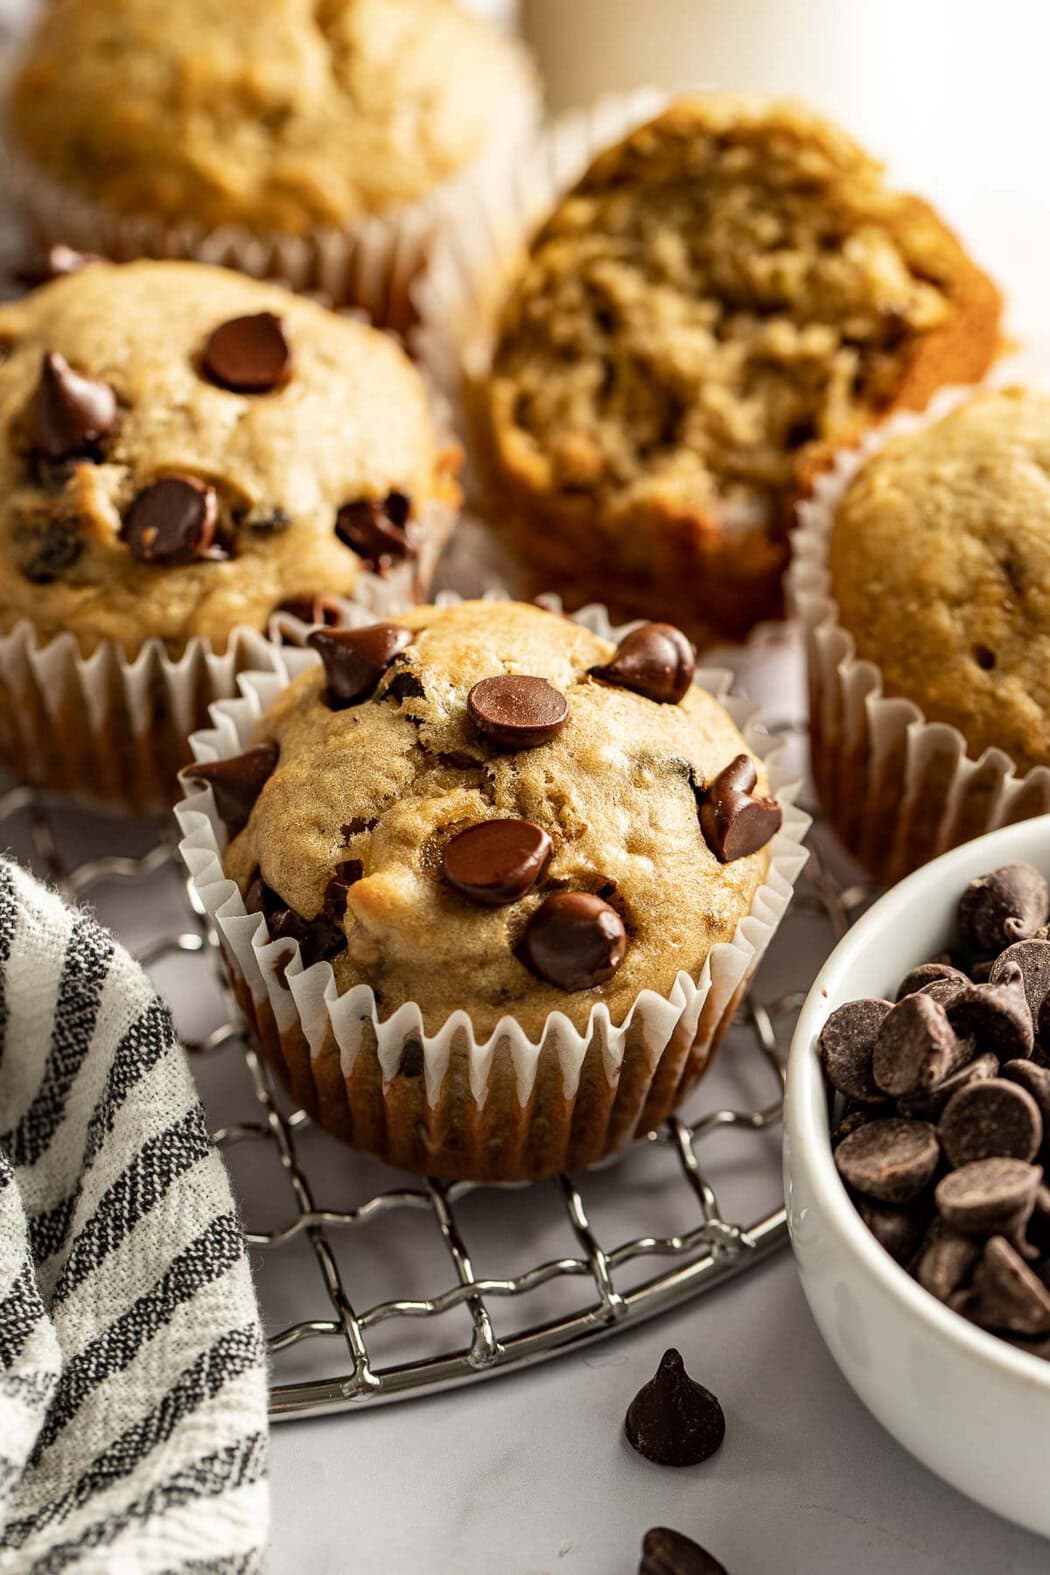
[0,712,872,1423]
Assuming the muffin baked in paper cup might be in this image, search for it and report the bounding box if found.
[788,384,1050,887]
[4,69,539,333]
[175,597,810,1182]
[0,500,456,815]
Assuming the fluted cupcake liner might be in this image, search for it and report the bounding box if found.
[175,596,810,1182]
[787,385,1050,887]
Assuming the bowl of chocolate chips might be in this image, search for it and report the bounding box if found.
[786,817,1050,1536]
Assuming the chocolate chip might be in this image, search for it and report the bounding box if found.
[322,860,363,921]
[898,1052,999,1121]
[13,504,83,583]
[990,939,1050,1027]
[29,350,116,460]
[266,898,347,968]
[817,998,892,1103]
[965,1235,1050,1335]
[201,312,292,393]
[335,493,415,572]
[382,669,426,705]
[179,742,278,838]
[273,594,346,631]
[624,1349,725,1467]
[590,622,695,704]
[468,675,569,749]
[521,891,626,991]
[834,1118,940,1204]
[935,1157,1042,1236]
[938,1078,1042,1167]
[308,624,412,709]
[872,993,969,1098]
[915,1221,980,1302]
[698,754,781,863]
[1001,1058,1050,1126]
[855,1198,930,1265]
[121,475,222,565]
[639,1526,727,1575]
[442,819,552,906]
[832,1103,891,1146]
[896,962,970,1002]
[946,964,1034,1061]
[959,863,1050,955]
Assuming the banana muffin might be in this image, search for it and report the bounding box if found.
[9,0,535,235]
[476,97,1001,646]
[187,599,791,1178]
[0,258,459,808]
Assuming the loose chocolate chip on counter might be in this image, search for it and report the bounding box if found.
[946,963,1034,1062]
[855,1197,930,1266]
[896,962,970,1002]
[121,475,222,565]
[624,1349,726,1468]
[915,1221,980,1302]
[834,1117,940,1204]
[468,675,569,749]
[990,939,1050,1027]
[935,1157,1042,1237]
[521,891,626,991]
[938,1078,1042,1168]
[639,1526,727,1575]
[202,312,292,393]
[817,998,892,1103]
[871,992,969,1098]
[179,742,278,838]
[442,819,553,906]
[335,492,415,572]
[898,1052,999,1121]
[698,755,782,863]
[958,863,1050,955]
[965,1235,1050,1336]
[590,622,695,704]
[29,350,117,460]
[309,624,412,709]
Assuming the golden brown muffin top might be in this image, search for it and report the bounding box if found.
[830,389,1050,773]
[484,95,1000,541]
[212,600,778,1038]
[10,0,535,233]
[0,260,458,656]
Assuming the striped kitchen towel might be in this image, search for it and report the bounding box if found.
[0,859,268,1573]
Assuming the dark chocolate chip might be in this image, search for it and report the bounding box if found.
[872,992,970,1098]
[468,675,569,749]
[323,860,364,921]
[308,624,412,709]
[698,754,782,863]
[639,1526,727,1575]
[915,1220,980,1303]
[817,998,892,1103]
[946,964,1034,1061]
[965,1235,1050,1335]
[896,962,970,1002]
[959,863,1050,955]
[855,1198,930,1266]
[624,1349,725,1468]
[935,1157,1042,1236]
[335,493,415,572]
[590,622,695,704]
[834,1117,940,1204]
[1001,1059,1050,1126]
[29,350,116,460]
[121,475,222,565]
[521,891,626,991]
[267,900,347,968]
[179,742,278,837]
[898,1052,999,1121]
[938,1078,1042,1168]
[202,312,292,393]
[990,939,1050,1027]
[832,1103,891,1146]
[383,669,426,705]
[442,819,552,906]
[13,505,83,583]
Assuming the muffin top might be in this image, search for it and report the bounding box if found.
[484,96,1000,541]
[829,389,1050,773]
[204,600,781,1038]
[11,0,535,233]
[0,260,459,655]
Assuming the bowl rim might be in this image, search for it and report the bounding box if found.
[787,814,1050,1390]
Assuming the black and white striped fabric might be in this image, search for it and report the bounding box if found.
[0,859,268,1573]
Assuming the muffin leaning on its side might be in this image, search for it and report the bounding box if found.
[0,259,460,811]
[177,599,808,1181]
[792,387,1050,885]
[467,96,1001,648]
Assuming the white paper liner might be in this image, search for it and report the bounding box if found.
[787,381,1050,885]
[175,595,809,1176]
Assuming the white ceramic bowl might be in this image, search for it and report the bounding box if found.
[785,817,1050,1537]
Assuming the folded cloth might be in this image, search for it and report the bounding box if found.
[0,859,268,1573]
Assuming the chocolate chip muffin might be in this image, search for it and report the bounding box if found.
[0,258,459,810]
[182,599,799,1179]
[474,97,1001,647]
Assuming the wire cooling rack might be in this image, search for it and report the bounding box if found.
[0,637,874,1422]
